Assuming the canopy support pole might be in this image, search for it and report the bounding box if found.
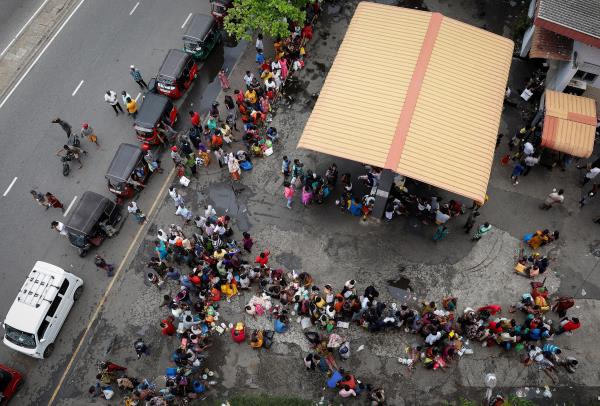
[371,169,395,219]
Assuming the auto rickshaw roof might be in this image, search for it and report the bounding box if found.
[65,191,113,235]
[183,14,215,42]
[135,93,171,129]
[158,49,190,80]
[106,143,143,184]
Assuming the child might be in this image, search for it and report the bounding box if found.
[281,156,290,177]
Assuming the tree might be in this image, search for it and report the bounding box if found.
[224,0,307,41]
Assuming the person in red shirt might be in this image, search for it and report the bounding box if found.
[234,89,245,105]
[255,250,270,267]
[189,110,200,128]
[557,317,580,334]
[477,304,502,315]
[160,317,176,336]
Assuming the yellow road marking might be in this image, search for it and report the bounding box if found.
[47,166,175,405]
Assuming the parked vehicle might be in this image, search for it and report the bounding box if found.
[2,262,83,359]
[134,93,178,146]
[183,14,221,60]
[63,191,123,257]
[106,143,152,202]
[155,49,198,99]
[0,364,23,404]
[210,0,232,26]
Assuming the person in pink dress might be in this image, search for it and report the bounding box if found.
[218,69,230,90]
[280,58,289,81]
[302,185,313,206]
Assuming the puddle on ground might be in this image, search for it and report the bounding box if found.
[387,277,414,302]
[207,182,251,231]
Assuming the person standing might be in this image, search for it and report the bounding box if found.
[129,65,147,89]
[126,97,138,119]
[228,153,241,181]
[218,69,230,90]
[284,181,295,209]
[127,201,146,224]
[133,338,149,358]
[582,166,600,186]
[50,220,68,236]
[281,156,291,178]
[540,189,564,210]
[80,123,99,147]
[522,154,539,176]
[511,162,524,185]
[242,232,253,253]
[243,71,254,88]
[104,90,124,115]
[189,110,201,128]
[51,118,72,138]
[463,209,480,233]
[30,190,50,209]
[255,33,263,52]
[432,225,449,242]
[45,193,64,211]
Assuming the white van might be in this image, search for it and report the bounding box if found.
[2,261,83,359]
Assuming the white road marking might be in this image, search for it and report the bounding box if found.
[135,92,141,102]
[63,195,78,217]
[129,2,140,15]
[0,0,52,57]
[71,80,84,96]
[2,177,18,197]
[181,12,193,29]
[0,0,87,110]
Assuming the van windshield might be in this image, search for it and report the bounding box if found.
[4,324,36,349]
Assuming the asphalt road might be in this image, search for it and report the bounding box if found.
[0,0,44,56]
[0,0,241,403]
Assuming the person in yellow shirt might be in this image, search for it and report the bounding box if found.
[126,97,138,119]
[244,89,257,104]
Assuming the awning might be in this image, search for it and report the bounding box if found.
[530,26,573,61]
[541,90,596,158]
[297,3,513,204]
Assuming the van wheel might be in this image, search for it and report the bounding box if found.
[43,343,55,359]
[73,286,83,301]
[78,248,88,257]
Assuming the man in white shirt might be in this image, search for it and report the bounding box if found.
[583,166,600,185]
[523,155,539,175]
[255,34,263,52]
[541,189,564,210]
[523,142,534,156]
[104,90,124,116]
[243,71,254,87]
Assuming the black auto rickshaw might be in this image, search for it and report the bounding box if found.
[183,14,220,60]
[64,191,123,257]
[155,49,198,99]
[105,143,152,202]
[134,93,178,146]
[210,0,232,26]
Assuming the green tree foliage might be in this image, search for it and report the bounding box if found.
[224,0,307,41]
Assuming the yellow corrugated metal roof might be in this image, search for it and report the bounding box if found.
[541,90,596,158]
[297,2,514,203]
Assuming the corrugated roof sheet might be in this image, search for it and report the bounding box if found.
[530,26,573,61]
[297,2,514,203]
[537,0,600,41]
[541,90,597,158]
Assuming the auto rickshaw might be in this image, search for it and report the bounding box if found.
[63,191,123,257]
[134,93,178,146]
[155,49,198,99]
[183,14,220,60]
[210,0,232,26]
[105,143,152,202]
